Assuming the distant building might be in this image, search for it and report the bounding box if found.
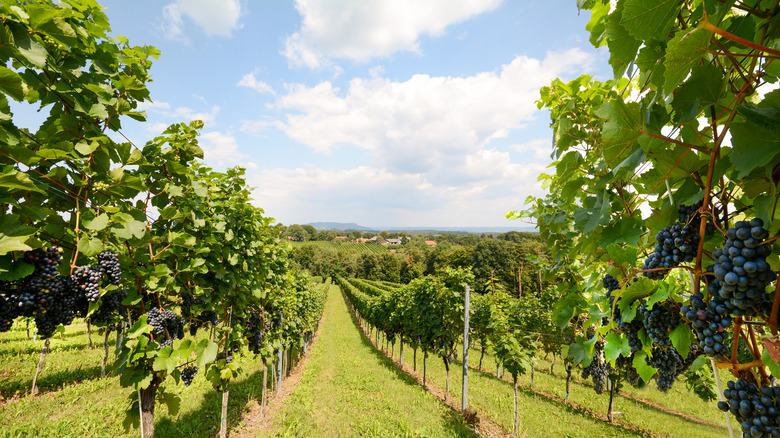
[334,236,348,241]
[354,237,371,243]
[384,238,402,245]
[425,240,437,247]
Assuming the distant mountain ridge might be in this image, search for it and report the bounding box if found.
[307,222,535,234]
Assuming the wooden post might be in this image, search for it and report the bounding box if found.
[712,359,736,438]
[513,375,519,436]
[101,328,110,377]
[423,351,427,388]
[565,365,572,403]
[219,386,229,438]
[87,320,93,347]
[277,311,283,394]
[462,284,470,412]
[31,338,50,395]
[261,362,268,416]
[399,338,404,367]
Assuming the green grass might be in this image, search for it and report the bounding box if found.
[267,285,476,437]
[386,338,730,438]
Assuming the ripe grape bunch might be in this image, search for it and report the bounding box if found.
[91,289,128,324]
[711,218,776,318]
[16,247,66,316]
[642,223,699,280]
[641,300,681,349]
[680,286,732,357]
[181,366,198,387]
[717,379,780,437]
[581,337,609,394]
[645,346,697,392]
[242,309,266,354]
[602,275,643,352]
[97,251,122,286]
[146,308,185,345]
[72,266,102,302]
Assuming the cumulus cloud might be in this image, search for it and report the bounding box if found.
[159,0,242,42]
[138,101,220,125]
[237,73,276,94]
[200,131,257,170]
[248,158,545,226]
[275,48,592,182]
[283,0,502,68]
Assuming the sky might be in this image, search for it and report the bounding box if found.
[34,0,612,228]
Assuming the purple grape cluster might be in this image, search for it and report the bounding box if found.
[718,379,780,437]
[711,219,776,317]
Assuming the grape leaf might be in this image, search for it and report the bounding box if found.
[621,0,679,41]
[670,323,694,359]
[606,2,641,79]
[664,25,711,95]
[196,339,219,367]
[633,350,657,382]
[604,332,631,364]
[595,100,642,165]
[730,105,780,178]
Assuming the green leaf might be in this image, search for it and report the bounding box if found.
[126,315,152,339]
[671,63,725,123]
[670,323,694,359]
[617,277,655,315]
[730,105,780,178]
[663,26,711,95]
[77,237,104,256]
[0,258,34,281]
[0,170,47,194]
[84,213,109,231]
[762,347,780,379]
[196,339,218,368]
[0,66,24,101]
[621,0,679,41]
[9,22,48,68]
[153,346,175,373]
[595,100,642,165]
[606,2,641,79]
[604,332,631,364]
[74,140,99,155]
[0,215,36,255]
[27,5,78,47]
[633,350,656,382]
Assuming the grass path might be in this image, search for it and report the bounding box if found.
[265,285,478,437]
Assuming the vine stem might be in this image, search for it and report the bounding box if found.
[702,18,780,57]
[769,280,780,335]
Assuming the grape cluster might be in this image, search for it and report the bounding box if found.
[581,338,609,394]
[678,202,702,224]
[601,275,644,352]
[181,293,204,318]
[97,251,122,285]
[711,219,776,318]
[0,292,18,332]
[72,266,102,302]
[680,286,732,357]
[15,247,66,316]
[146,308,185,343]
[603,274,620,293]
[717,379,780,437]
[242,309,266,354]
[641,300,680,349]
[91,289,128,324]
[181,366,198,386]
[645,346,697,392]
[642,224,699,280]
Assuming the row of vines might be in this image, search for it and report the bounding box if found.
[337,273,578,434]
[0,1,326,437]
[510,1,780,437]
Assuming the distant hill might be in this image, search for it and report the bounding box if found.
[307,222,536,234]
[308,222,373,232]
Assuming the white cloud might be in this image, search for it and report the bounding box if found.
[160,3,187,43]
[275,49,592,180]
[159,0,242,41]
[283,0,502,68]
[237,73,276,94]
[248,158,545,226]
[511,138,552,161]
[140,101,220,125]
[200,131,257,170]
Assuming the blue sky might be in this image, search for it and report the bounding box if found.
[77,1,609,227]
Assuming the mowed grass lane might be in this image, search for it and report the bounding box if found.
[267,285,476,437]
